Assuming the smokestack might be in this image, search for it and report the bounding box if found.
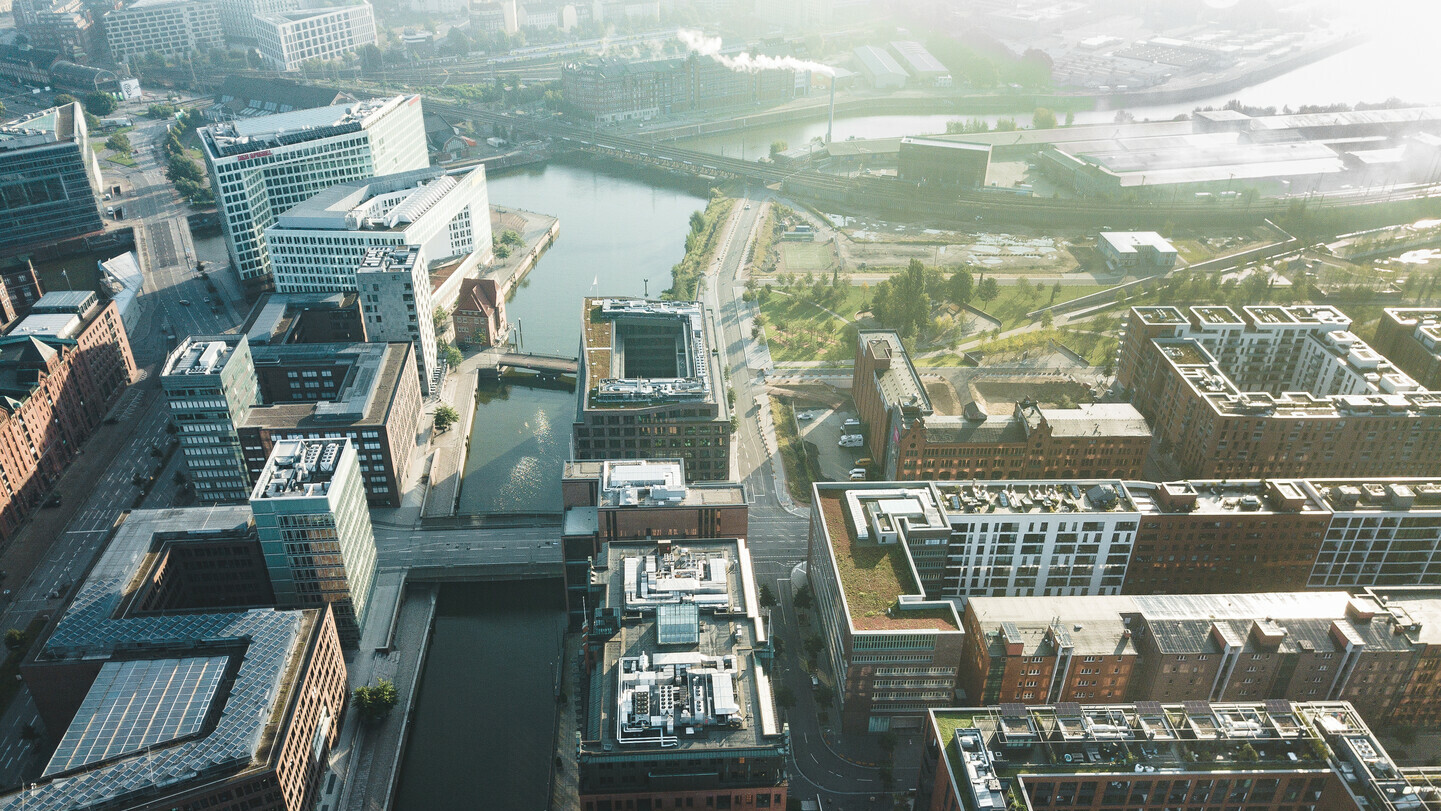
[827,75,835,144]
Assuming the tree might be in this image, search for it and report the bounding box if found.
[0,101,6,117]
[4,627,26,650]
[360,43,383,72]
[147,102,178,119]
[433,305,450,338]
[1238,743,1259,762]
[1041,310,1054,328]
[793,583,813,609]
[948,266,974,305]
[769,139,788,158]
[774,683,796,709]
[105,132,131,154]
[441,342,464,368]
[434,404,461,432]
[351,679,398,723]
[1032,107,1058,129]
[976,277,1000,304]
[758,583,776,607]
[814,684,834,706]
[52,93,77,108]
[688,210,706,234]
[83,91,118,115]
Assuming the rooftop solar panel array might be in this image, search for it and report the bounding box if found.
[45,656,228,776]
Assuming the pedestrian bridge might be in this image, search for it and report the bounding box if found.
[477,349,579,379]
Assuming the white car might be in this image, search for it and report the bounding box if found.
[838,435,864,448]
[797,410,818,421]
[848,468,867,480]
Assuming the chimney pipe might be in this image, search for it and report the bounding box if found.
[826,75,835,144]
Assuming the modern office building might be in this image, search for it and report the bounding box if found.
[241,291,367,345]
[254,3,376,71]
[0,103,104,255]
[917,701,1420,811]
[579,538,788,808]
[8,505,346,811]
[897,137,991,188]
[242,341,421,506]
[1371,307,1441,390]
[355,246,438,393]
[250,437,377,645]
[574,298,731,481]
[162,335,260,502]
[0,290,134,541]
[1098,231,1179,273]
[265,165,493,388]
[853,331,1153,481]
[103,0,223,64]
[806,482,967,732]
[1119,304,1441,479]
[214,0,299,42]
[201,95,428,294]
[267,165,491,300]
[561,458,747,626]
[163,334,421,507]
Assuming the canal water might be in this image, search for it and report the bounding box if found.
[455,154,708,514]
[394,580,566,811]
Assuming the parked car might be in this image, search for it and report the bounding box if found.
[848,468,867,480]
[838,435,864,448]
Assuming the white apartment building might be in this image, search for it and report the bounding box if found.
[214,0,297,42]
[265,166,490,297]
[201,95,427,293]
[254,3,376,71]
[356,245,439,395]
[103,0,223,63]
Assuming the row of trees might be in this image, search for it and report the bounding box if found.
[161,109,214,205]
[869,260,1000,340]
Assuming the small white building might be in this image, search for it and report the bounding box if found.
[1097,231,1179,272]
[852,45,907,90]
[254,2,375,71]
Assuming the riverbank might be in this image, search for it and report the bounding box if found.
[483,206,560,300]
[634,33,1365,143]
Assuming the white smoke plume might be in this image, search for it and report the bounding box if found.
[677,28,835,76]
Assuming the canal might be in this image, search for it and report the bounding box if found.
[455,154,709,515]
[394,580,566,811]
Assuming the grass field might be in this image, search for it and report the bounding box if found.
[778,241,836,273]
[758,286,871,364]
[982,283,1108,329]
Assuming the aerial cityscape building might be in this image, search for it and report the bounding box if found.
[1119,304,1441,479]
[0,103,104,255]
[102,0,224,64]
[201,95,428,293]
[253,2,377,71]
[579,538,787,807]
[574,298,731,481]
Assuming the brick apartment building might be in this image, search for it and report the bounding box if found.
[808,478,1441,732]
[853,330,1153,481]
[918,702,1412,811]
[452,277,506,348]
[959,590,1433,728]
[11,505,347,811]
[1118,304,1441,479]
[0,290,133,541]
[560,458,747,627]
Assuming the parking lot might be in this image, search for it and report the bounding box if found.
[795,405,873,482]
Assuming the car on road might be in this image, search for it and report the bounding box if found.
[42,492,61,507]
[796,410,818,420]
[744,204,751,210]
[179,299,190,305]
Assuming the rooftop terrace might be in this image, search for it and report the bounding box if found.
[581,298,715,408]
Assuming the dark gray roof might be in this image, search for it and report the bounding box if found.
[923,414,1026,445]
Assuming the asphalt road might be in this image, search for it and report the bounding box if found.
[699,192,912,808]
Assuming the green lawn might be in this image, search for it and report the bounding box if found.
[778,241,835,273]
[105,153,137,167]
[758,285,871,363]
[978,282,1108,329]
